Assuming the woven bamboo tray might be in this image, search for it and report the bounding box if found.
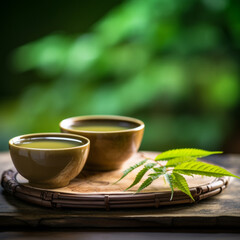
[1,152,229,210]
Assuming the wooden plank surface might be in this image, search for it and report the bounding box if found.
[0,151,240,229]
[1,231,240,240]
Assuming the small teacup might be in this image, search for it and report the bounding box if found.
[9,133,90,188]
[60,115,144,171]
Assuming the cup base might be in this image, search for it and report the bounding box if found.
[29,181,70,189]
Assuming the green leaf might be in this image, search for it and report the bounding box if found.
[137,176,158,193]
[149,167,166,177]
[155,148,222,161]
[114,147,240,202]
[171,169,194,177]
[125,163,156,190]
[114,159,148,184]
[174,161,240,179]
[166,157,197,167]
[172,172,194,201]
[153,166,166,173]
[149,173,163,177]
[164,173,174,200]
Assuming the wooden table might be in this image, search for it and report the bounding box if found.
[1,151,240,238]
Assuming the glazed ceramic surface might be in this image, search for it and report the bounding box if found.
[60,115,144,171]
[9,133,90,188]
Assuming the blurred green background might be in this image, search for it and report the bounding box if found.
[1,0,240,152]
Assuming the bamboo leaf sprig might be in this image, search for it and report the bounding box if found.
[115,148,240,201]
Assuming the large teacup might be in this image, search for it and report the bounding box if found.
[60,115,144,171]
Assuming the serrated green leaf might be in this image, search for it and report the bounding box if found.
[114,147,240,202]
[137,175,158,193]
[155,148,222,161]
[172,172,194,201]
[148,173,162,177]
[114,159,147,184]
[171,169,194,177]
[164,173,174,201]
[174,161,240,179]
[125,163,156,190]
[149,167,166,178]
[153,166,166,173]
[166,157,197,167]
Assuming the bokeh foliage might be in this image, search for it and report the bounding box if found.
[1,0,239,151]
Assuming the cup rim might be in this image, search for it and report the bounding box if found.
[9,132,90,151]
[59,115,145,134]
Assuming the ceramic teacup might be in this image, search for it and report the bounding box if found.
[9,133,90,188]
[59,115,144,171]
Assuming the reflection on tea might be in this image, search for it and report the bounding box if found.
[15,137,82,149]
[71,125,129,132]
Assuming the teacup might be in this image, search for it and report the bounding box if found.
[59,115,144,171]
[9,133,90,188]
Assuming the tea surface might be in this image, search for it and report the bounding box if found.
[71,125,129,132]
[15,137,82,149]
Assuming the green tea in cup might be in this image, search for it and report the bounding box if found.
[67,118,136,132]
[14,136,83,149]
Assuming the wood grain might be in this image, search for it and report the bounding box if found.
[16,151,217,193]
[0,151,240,229]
